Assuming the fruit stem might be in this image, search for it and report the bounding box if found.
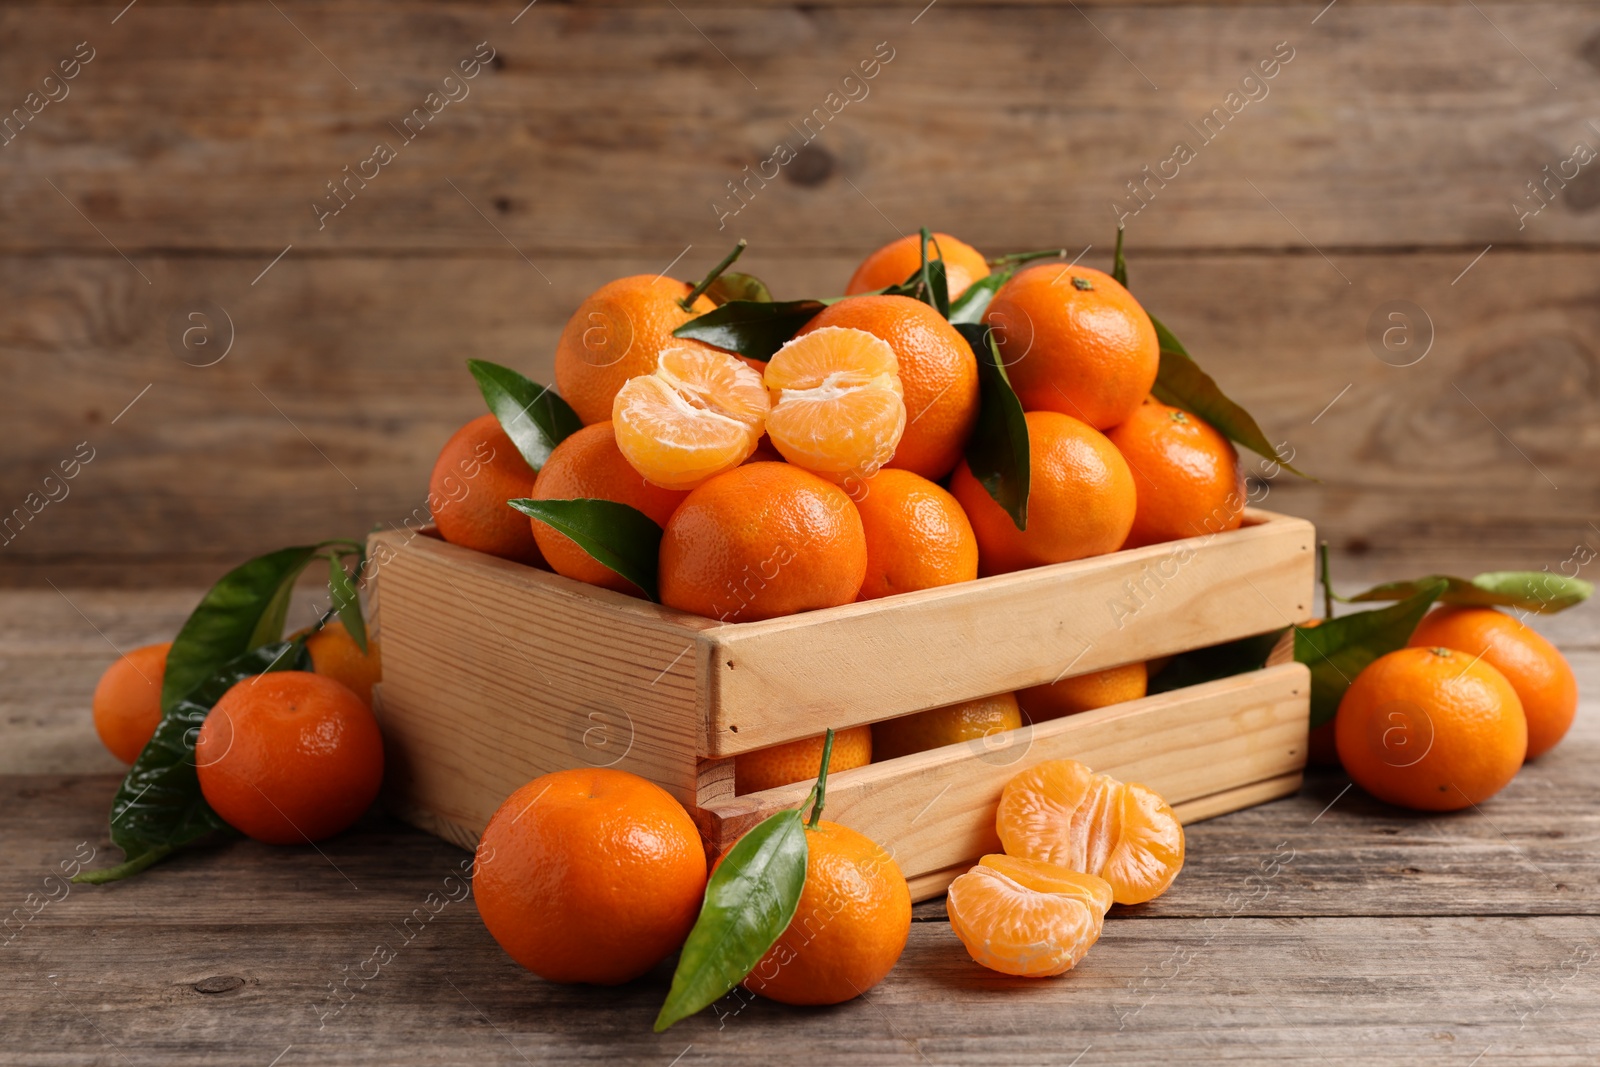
[805,728,836,829]
[986,247,1067,268]
[71,845,172,885]
[1319,540,1334,620]
[680,239,748,311]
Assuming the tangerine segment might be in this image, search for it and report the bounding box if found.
[612,347,770,490]
[763,326,906,477]
[977,854,1114,917]
[945,865,1104,977]
[997,759,1185,905]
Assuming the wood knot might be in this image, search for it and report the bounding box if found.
[784,146,835,188]
[193,975,245,995]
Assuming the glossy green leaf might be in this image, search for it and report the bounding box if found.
[1148,630,1287,695]
[161,546,320,714]
[672,299,825,362]
[654,808,809,1032]
[956,322,1030,530]
[507,498,663,599]
[947,249,1064,325]
[1149,316,1311,478]
[76,641,311,884]
[327,552,368,653]
[467,359,582,472]
[1348,571,1593,615]
[704,271,773,306]
[881,229,951,318]
[1296,580,1448,728]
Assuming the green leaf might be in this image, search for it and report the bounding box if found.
[467,359,582,472]
[1148,629,1287,695]
[76,640,312,884]
[1148,315,1311,478]
[327,552,368,654]
[1348,571,1593,615]
[1296,580,1448,728]
[947,271,1007,325]
[672,299,825,362]
[654,807,809,1032]
[161,546,320,714]
[956,323,1030,530]
[1112,226,1128,287]
[507,498,663,599]
[704,271,773,306]
[880,229,951,319]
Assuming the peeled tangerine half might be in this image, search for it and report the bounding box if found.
[945,854,1114,978]
[612,347,770,490]
[996,759,1185,906]
[763,326,906,478]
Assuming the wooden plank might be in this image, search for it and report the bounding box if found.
[3,5,1598,254]
[706,512,1312,754]
[700,664,1310,885]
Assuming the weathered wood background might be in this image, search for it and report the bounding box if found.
[2,1,1598,585]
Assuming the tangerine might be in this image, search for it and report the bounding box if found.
[945,854,1111,978]
[796,296,979,479]
[854,468,978,601]
[658,463,867,622]
[474,769,707,985]
[1017,662,1147,722]
[92,641,171,764]
[612,347,769,490]
[763,327,905,479]
[735,726,872,795]
[304,620,382,708]
[950,410,1136,575]
[195,671,384,844]
[845,232,991,300]
[871,692,1021,762]
[985,264,1158,430]
[1334,645,1527,811]
[429,413,544,565]
[1107,397,1245,548]
[1408,606,1577,760]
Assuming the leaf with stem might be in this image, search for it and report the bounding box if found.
[680,240,748,310]
[467,359,582,472]
[956,323,1030,530]
[1296,580,1448,728]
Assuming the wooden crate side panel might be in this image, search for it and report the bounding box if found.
[699,664,1309,885]
[369,531,709,838]
[703,513,1314,756]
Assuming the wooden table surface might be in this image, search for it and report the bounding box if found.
[4,587,1598,1066]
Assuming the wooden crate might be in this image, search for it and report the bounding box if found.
[368,508,1315,901]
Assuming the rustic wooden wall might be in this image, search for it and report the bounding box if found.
[2,1,1597,585]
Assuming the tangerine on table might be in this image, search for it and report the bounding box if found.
[735,725,872,794]
[553,274,725,426]
[429,413,545,565]
[950,410,1136,575]
[1408,605,1577,760]
[658,463,867,622]
[796,295,980,480]
[92,641,171,764]
[195,671,384,845]
[529,422,689,595]
[996,759,1185,905]
[734,820,911,1005]
[1107,397,1245,548]
[871,692,1021,762]
[762,326,905,480]
[985,263,1158,430]
[1334,645,1527,811]
[304,619,382,708]
[612,347,769,490]
[1017,662,1147,722]
[853,468,978,601]
[845,231,991,300]
[474,769,707,985]
[945,854,1112,978]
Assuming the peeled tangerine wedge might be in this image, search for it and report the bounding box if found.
[612,347,770,490]
[996,759,1186,906]
[945,855,1114,978]
[763,326,906,478]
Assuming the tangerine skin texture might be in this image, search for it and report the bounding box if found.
[195,671,384,845]
[1408,606,1578,760]
[92,641,171,764]
[429,414,544,565]
[530,422,689,594]
[733,820,911,1005]
[845,232,991,300]
[735,726,872,794]
[304,620,382,708]
[985,264,1158,430]
[797,296,981,480]
[1017,662,1148,722]
[658,463,867,622]
[950,410,1137,576]
[473,769,708,986]
[1107,398,1245,549]
[854,468,979,601]
[554,275,721,426]
[1334,646,1527,812]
